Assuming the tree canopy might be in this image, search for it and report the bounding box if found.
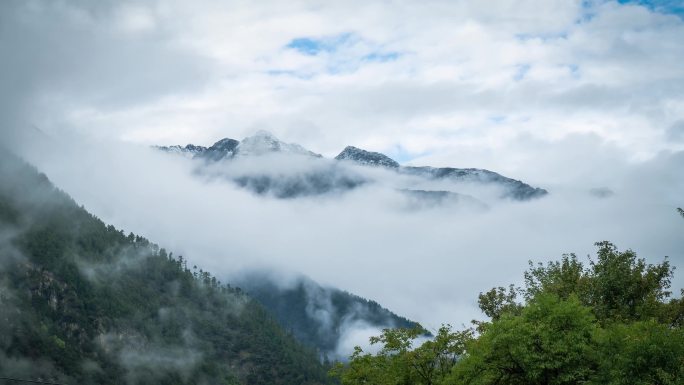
[333,242,684,385]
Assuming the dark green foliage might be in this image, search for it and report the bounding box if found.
[523,241,674,323]
[334,242,684,385]
[331,325,471,385]
[477,285,521,321]
[240,275,421,356]
[453,294,598,385]
[595,320,684,385]
[0,150,331,385]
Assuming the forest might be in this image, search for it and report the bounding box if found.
[332,240,684,384]
[0,150,332,384]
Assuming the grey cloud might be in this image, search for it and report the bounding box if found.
[15,134,684,335]
[0,1,211,143]
[1,0,683,358]
[667,120,684,142]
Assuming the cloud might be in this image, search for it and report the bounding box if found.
[13,133,684,336]
[3,0,682,158]
[667,120,684,142]
[1,0,683,355]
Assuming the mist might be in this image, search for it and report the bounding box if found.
[1,0,683,362]
[10,131,683,335]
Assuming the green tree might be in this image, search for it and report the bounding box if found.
[594,320,684,385]
[331,326,472,385]
[522,242,673,323]
[452,294,597,385]
[477,285,521,321]
[334,242,684,385]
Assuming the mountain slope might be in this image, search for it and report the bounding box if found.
[335,147,547,200]
[235,273,423,360]
[158,131,320,161]
[0,150,331,385]
[400,166,547,200]
[335,146,400,168]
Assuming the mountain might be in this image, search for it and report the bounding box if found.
[197,138,239,161]
[0,149,332,385]
[156,144,208,158]
[235,273,424,360]
[335,146,400,168]
[399,166,547,200]
[237,131,321,158]
[157,131,321,161]
[157,131,548,202]
[334,147,546,200]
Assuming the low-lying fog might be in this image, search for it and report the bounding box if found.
[12,131,684,339]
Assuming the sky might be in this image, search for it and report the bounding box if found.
[1,0,683,343]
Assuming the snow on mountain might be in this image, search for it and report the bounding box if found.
[236,130,322,158]
[158,130,320,161]
[156,132,548,203]
[400,166,548,200]
[155,144,207,158]
[335,146,400,168]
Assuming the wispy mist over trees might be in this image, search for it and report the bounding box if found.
[0,149,333,384]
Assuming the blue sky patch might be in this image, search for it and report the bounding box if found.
[617,0,684,17]
[489,115,507,124]
[286,38,324,55]
[515,32,568,41]
[281,33,402,77]
[388,145,431,164]
[513,64,531,81]
[363,52,401,63]
[286,33,355,55]
[265,69,313,80]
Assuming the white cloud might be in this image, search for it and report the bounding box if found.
[1,0,683,342]
[2,0,682,158]
[13,133,684,335]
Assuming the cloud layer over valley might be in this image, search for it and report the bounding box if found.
[1,0,683,356]
[11,132,684,334]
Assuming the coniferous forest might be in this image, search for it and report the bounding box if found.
[0,150,332,384]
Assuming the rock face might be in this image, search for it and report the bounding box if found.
[400,166,548,200]
[157,131,320,161]
[198,138,239,161]
[334,146,400,168]
[156,131,548,202]
[155,144,208,158]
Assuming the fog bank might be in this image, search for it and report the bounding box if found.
[11,132,683,332]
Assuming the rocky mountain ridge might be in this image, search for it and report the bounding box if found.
[157,131,548,202]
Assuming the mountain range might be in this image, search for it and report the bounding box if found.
[157,131,548,202]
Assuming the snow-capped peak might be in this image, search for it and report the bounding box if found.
[237,131,321,157]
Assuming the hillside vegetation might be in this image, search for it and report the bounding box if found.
[333,241,684,385]
[0,150,332,385]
